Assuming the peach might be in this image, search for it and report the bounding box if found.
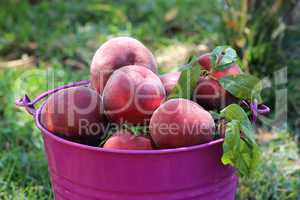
[195,56,241,110]
[103,131,153,150]
[194,77,237,110]
[103,65,166,124]
[90,37,157,94]
[159,71,181,95]
[150,98,215,149]
[198,53,212,71]
[41,86,107,145]
[198,53,240,76]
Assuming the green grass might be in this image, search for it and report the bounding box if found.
[0,66,88,199]
[0,1,299,199]
[237,132,300,200]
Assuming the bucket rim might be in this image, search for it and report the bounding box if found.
[36,101,224,155]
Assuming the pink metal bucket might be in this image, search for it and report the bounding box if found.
[16,80,238,200]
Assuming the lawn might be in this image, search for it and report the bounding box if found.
[0,1,299,199]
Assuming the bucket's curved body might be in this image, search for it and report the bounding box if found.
[35,104,237,200]
[16,80,238,200]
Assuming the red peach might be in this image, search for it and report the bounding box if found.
[103,65,166,124]
[41,86,107,145]
[198,53,212,71]
[194,77,237,110]
[159,72,181,95]
[150,98,215,149]
[103,131,153,150]
[195,57,241,110]
[198,53,240,76]
[90,37,157,94]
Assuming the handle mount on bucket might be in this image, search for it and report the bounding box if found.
[15,80,90,116]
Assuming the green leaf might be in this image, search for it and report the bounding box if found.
[222,121,244,168]
[210,46,238,70]
[218,47,238,68]
[210,111,221,120]
[221,120,261,177]
[168,62,201,100]
[123,124,148,136]
[163,56,199,73]
[219,74,263,103]
[177,56,199,72]
[99,131,114,147]
[220,104,261,177]
[220,104,255,143]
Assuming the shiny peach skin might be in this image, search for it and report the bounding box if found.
[150,98,215,149]
[103,65,166,124]
[41,86,106,140]
[159,72,181,95]
[103,131,153,150]
[194,77,237,110]
[90,37,157,94]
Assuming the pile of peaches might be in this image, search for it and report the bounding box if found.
[41,36,243,150]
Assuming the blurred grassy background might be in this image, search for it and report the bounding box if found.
[0,0,299,199]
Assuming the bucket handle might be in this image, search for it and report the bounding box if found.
[15,80,90,116]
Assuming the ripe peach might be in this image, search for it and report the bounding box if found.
[150,98,215,149]
[41,86,107,145]
[194,77,237,110]
[103,131,153,150]
[103,65,166,124]
[90,37,157,94]
[159,72,181,95]
[195,56,241,110]
[198,53,212,71]
[198,53,240,76]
